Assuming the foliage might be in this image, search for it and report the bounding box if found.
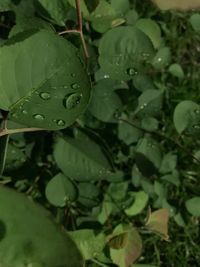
[0,0,200,266]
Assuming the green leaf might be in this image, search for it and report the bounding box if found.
[0,30,91,130]
[132,74,156,92]
[118,120,142,145]
[45,172,78,207]
[9,17,54,37]
[53,133,111,182]
[4,143,26,171]
[190,13,200,32]
[159,153,177,174]
[173,100,200,135]
[0,185,83,267]
[99,26,155,80]
[90,0,120,33]
[152,47,171,69]
[78,182,100,207]
[36,0,69,26]
[109,225,142,267]
[125,191,149,216]
[134,89,164,118]
[0,0,13,11]
[135,19,161,49]
[141,117,159,132]
[185,197,200,216]
[168,63,184,79]
[69,229,106,260]
[89,79,122,122]
[110,0,129,14]
[135,137,162,177]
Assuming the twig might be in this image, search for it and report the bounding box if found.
[59,0,89,59]
[0,127,45,137]
[119,118,200,165]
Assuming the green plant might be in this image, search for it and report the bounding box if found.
[0,0,200,266]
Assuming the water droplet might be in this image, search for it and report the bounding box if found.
[140,103,147,110]
[40,92,51,100]
[126,68,138,76]
[64,93,82,110]
[63,85,68,89]
[142,52,150,59]
[22,110,28,115]
[194,109,200,114]
[11,113,17,118]
[33,114,45,120]
[71,73,76,78]
[55,119,65,126]
[104,74,110,79]
[157,57,162,62]
[71,83,80,90]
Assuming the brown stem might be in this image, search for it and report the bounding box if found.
[0,127,45,137]
[59,0,89,60]
[120,118,200,165]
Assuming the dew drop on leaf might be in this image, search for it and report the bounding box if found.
[40,92,51,100]
[193,124,200,129]
[64,93,82,110]
[71,73,76,78]
[33,114,45,120]
[55,119,65,126]
[71,83,80,90]
[126,68,138,76]
[22,110,28,115]
[194,109,200,114]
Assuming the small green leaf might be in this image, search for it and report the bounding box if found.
[134,89,164,118]
[190,14,200,32]
[152,47,171,69]
[168,63,184,79]
[118,120,142,145]
[125,191,149,216]
[69,229,106,260]
[99,26,155,80]
[53,133,111,182]
[45,173,78,207]
[135,19,161,49]
[135,137,162,177]
[173,100,200,135]
[141,117,159,132]
[89,79,122,122]
[78,182,100,208]
[185,197,200,216]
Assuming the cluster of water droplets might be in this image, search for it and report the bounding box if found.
[11,78,83,127]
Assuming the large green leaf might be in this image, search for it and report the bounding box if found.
[53,132,112,182]
[0,185,83,267]
[36,0,69,26]
[125,191,149,217]
[0,30,91,130]
[173,100,200,135]
[99,26,155,80]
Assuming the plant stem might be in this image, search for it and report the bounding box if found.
[0,127,45,137]
[120,118,200,165]
[90,259,108,267]
[59,0,89,59]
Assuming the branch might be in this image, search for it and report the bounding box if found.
[0,127,45,137]
[59,0,89,59]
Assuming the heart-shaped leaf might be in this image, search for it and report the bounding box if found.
[152,0,200,10]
